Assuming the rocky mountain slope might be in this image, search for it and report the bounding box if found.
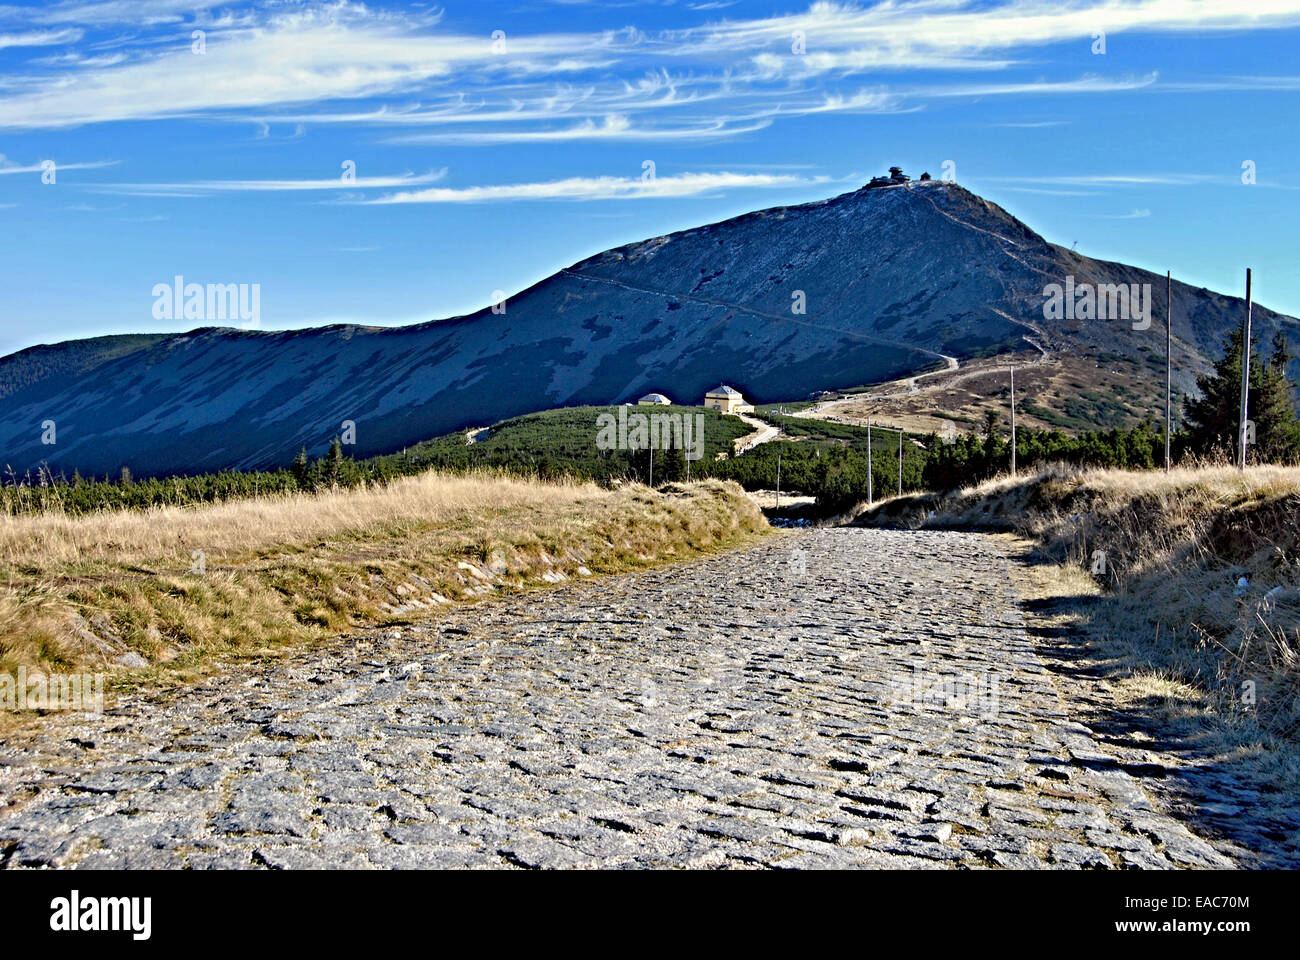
[1,180,1294,478]
[0,334,168,402]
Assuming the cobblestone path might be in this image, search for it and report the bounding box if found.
[0,528,1234,869]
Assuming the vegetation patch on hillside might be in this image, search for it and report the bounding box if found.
[0,472,767,699]
[380,404,751,480]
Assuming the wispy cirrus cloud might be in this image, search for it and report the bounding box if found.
[1157,75,1300,92]
[249,81,904,144]
[984,119,1070,128]
[0,156,117,174]
[1089,207,1153,219]
[383,114,773,145]
[6,0,292,28]
[1,0,1298,137]
[89,170,446,197]
[0,5,619,129]
[916,73,1159,98]
[31,50,128,67]
[656,0,1300,79]
[360,171,828,204]
[0,27,82,48]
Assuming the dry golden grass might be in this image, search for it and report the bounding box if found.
[957,462,1300,508]
[0,471,768,690]
[1,469,614,567]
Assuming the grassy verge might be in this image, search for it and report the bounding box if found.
[1,471,768,695]
[851,465,1300,745]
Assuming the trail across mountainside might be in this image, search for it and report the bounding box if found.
[562,269,955,367]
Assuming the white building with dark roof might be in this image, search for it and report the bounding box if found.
[637,392,672,405]
[703,384,754,414]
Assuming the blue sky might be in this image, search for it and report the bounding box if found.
[1,0,1299,359]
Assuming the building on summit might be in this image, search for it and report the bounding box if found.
[865,166,913,188]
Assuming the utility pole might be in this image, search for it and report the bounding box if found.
[1009,366,1016,478]
[897,427,903,497]
[1170,269,1180,470]
[1238,267,1253,470]
[867,418,873,505]
[775,438,782,511]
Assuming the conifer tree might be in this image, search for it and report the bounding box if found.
[1184,326,1300,463]
[1257,329,1300,461]
[325,437,345,485]
[291,446,311,487]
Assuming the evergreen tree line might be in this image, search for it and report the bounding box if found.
[1,427,717,517]
[3,328,1295,517]
[1181,327,1300,463]
[0,437,404,516]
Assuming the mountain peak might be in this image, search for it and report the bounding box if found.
[0,183,1292,478]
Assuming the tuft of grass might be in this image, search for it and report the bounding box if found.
[0,470,768,697]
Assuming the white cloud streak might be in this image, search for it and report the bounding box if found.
[915,73,1160,97]
[89,170,446,197]
[383,114,774,145]
[0,27,82,48]
[361,171,827,204]
[0,157,118,174]
[0,6,623,129]
[1089,207,1153,219]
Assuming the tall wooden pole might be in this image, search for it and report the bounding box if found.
[1009,366,1016,478]
[897,427,903,497]
[1170,269,1180,470]
[1238,268,1253,470]
[867,418,873,505]
[775,441,781,511]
